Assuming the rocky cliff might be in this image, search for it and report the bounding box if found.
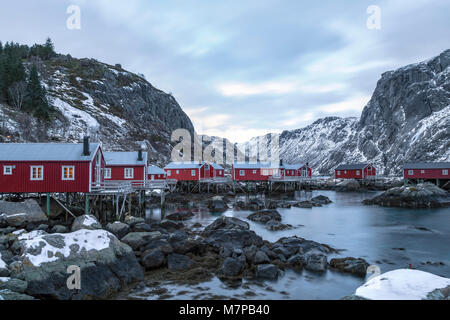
[0,54,194,166]
[240,49,450,175]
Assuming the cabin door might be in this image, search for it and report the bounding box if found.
[95,152,101,184]
[302,168,307,177]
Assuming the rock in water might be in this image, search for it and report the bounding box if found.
[202,216,250,237]
[207,197,228,213]
[165,211,194,221]
[256,264,280,280]
[311,195,332,205]
[12,229,143,299]
[105,222,131,239]
[335,179,361,192]
[363,183,450,208]
[0,200,47,228]
[121,232,162,251]
[247,210,282,223]
[305,253,328,272]
[141,249,165,270]
[218,257,245,278]
[71,214,102,232]
[330,257,369,276]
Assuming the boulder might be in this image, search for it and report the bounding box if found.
[247,210,281,223]
[166,211,194,221]
[124,216,145,227]
[141,249,165,269]
[218,257,245,278]
[286,254,305,271]
[132,222,152,232]
[160,219,184,231]
[293,201,314,209]
[202,216,249,237]
[0,252,9,277]
[121,232,162,251]
[0,199,47,228]
[266,220,293,231]
[0,289,35,300]
[330,257,369,276]
[71,214,102,232]
[305,253,328,272]
[253,250,270,264]
[105,222,130,239]
[335,179,361,192]
[311,195,332,205]
[167,253,193,271]
[12,229,144,300]
[0,277,28,293]
[207,196,228,213]
[256,264,280,280]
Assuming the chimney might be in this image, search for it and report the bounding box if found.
[138,149,143,161]
[279,159,284,167]
[83,136,90,156]
[306,162,309,167]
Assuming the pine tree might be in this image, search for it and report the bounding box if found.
[42,37,55,60]
[24,64,51,119]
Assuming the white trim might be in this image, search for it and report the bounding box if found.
[62,166,75,181]
[124,168,134,179]
[240,170,245,176]
[191,169,196,177]
[443,170,448,176]
[3,166,13,175]
[408,170,414,175]
[30,166,44,181]
[104,168,111,179]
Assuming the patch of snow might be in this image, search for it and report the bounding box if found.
[80,215,98,227]
[19,229,112,267]
[0,252,7,269]
[0,277,10,283]
[355,269,450,300]
[52,97,100,131]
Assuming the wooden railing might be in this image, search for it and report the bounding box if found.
[269,176,310,182]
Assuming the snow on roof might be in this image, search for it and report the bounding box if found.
[148,165,166,175]
[335,163,370,170]
[355,269,450,300]
[211,163,224,170]
[164,162,204,169]
[404,162,450,169]
[0,143,100,162]
[233,162,277,169]
[284,163,307,170]
[104,151,147,166]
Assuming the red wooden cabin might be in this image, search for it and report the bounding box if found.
[335,163,376,179]
[283,164,312,178]
[232,162,281,181]
[104,151,148,186]
[0,138,104,193]
[211,163,225,178]
[148,165,166,181]
[403,162,450,180]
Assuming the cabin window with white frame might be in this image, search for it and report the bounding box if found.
[176,170,180,174]
[191,170,196,176]
[253,170,257,174]
[240,170,245,176]
[421,170,425,174]
[356,170,360,175]
[337,171,341,175]
[124,168,134,179]
[3,166,13,175]
[408,170,414,175]
[30,166,44,181]
[443,170,449,176]
[62,166,75,180]
[104,168,111,179]
[167,170,171,176]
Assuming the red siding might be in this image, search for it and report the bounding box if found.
[335,165,376,179]
[403,168,450,179]
[165,168,200,181]
[105,165,146,181]
[232,167,280,181]
[0,161,91,193]
[148,173,166,180]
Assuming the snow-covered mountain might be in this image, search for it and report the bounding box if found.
[0,54,194,166]
[239,49,450,175]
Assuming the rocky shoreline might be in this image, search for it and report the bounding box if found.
[0,193,374,300]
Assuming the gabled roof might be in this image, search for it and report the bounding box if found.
[284,164,307,170]
[404,162,450,169]
[148,165,166,175]
[164,161,204,169]
[211,163,224,170]
[335,163,371,170]
[104,151,148,166]
[0,143,100,162]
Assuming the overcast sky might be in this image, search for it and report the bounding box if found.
[1,0,449,142]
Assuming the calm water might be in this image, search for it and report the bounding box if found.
[139,190,450,300]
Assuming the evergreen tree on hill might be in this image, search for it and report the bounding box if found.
[24,64,52,120]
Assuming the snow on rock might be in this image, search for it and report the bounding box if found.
[18,229,111,267]
[355,269,450,300]
[52,97,100,132]
[71,214,102,232]
[0,252,7,269]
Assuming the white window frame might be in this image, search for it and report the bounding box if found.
[167,170,171,176]
[104,168,111,179]
[3,166,13,175]
[124,168,134,179]
[253,170,257,174]
[191,170,196,176]
[176,170,180,174]
[421,170,425,174]
[30,166,44,181]
[240,170,245,176]
[337,171,341,176]
[62,166,75,181]
[443,170,449,176]
[356,170,360,176]
[408,170,414,175]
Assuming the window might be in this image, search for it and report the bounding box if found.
[3,166,13,175]
[344,170,347,174]
[421,170,425,174]
[191,170,196,176]
[30,166,44,181]
[124,168,134,179]
[240,170,245,176]
[443,170,449,176]
[167,170,171,176]
[104,168,111,179]
[408,170,414,175]
[253,170,257,174]
[62,166,75,180]
[337,171,341,175]
[150,175,155,180]
[356,170,360,175]
[176,170,180,174]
